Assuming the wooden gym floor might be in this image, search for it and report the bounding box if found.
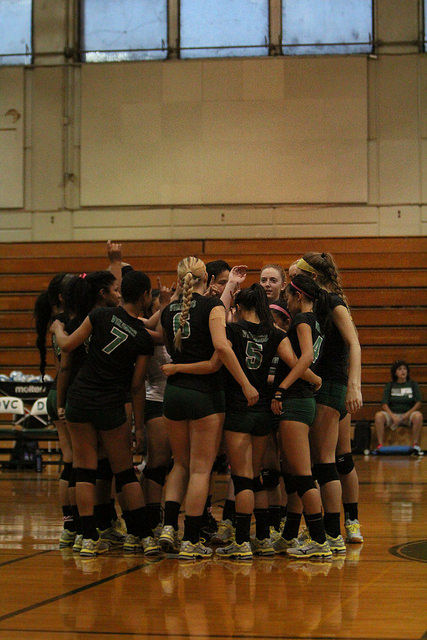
[0,455,426,640]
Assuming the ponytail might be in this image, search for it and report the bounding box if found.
[234,283,273,329]
[286,274,332,334]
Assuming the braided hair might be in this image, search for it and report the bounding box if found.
[174,256,207,351]
[34,272,74,379]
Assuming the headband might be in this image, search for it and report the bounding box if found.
[290,280,314,300]
[79,272,87,279]
[296,258,319,275]
[269,304,291,320]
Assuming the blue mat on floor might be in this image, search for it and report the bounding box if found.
[373,445,412,455]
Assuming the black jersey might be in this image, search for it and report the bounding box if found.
[274,311,323,399]
[64,316,89,387]
[225,320,285,411]
[161,293,224,393]
[313,293,349,385]
[67,306,154,410]
[50,312,67,390]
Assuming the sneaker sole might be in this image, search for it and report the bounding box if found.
[346,536,364,544]
[159,538,179,554]
[287,550,332,560]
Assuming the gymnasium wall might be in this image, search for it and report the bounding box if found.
[0,0,426,241]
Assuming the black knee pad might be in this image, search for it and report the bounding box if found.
[69,467,77,488]
[96,457,113,481]
[75,467,97,485]
[261,468,280,489]
[314,462,339,486]
[231,474,254,496]
[283,473,297,495]
[60,461,72,482]
[143,465,168,486]
[115,467,138,492]
[294,475,316,498]
[253,475,264,493]
[335,452,354,476]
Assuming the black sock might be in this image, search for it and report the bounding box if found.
[183,515,203,543]
[254,508,270,540]
[202,495,212,525]
[121,509,132,533]
[223,499,235,524]
[146,502,162,529]
[282,511,301,540]
[235,512,251,544]
[280,505,288,521]
[269,505,282,531]
[305,512,326,544]
[94,503,112,531]
[324,512,341,538]
[164,501,180,530]
[71,505,82,534]
[80,515,99,540]
[129,506,151,539]
[343,502,358,521]
[62,505,74,531]
[109,498,118,524]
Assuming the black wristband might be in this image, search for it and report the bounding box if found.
[274,388,286,401]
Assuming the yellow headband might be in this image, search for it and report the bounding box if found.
[296,258,319,275]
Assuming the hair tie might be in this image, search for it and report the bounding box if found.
[321,253,326,259]
[290,280,314,300]
[79,272,87,279]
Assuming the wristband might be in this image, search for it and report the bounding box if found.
[274,388,286,401]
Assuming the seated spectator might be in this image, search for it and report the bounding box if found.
[374,360,423,455]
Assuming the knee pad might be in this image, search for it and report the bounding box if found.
[231,474,254,496]
[69,467,77,488]
[143,465,168,486]
[60,461,72,483]
[261,468,280,489]
[314,462,339,486]
[115,467,138,492]
[283,473,297,495]
[75,467,97,485]
[253,475,264,493]
[96,457,113,481]
[294,475,316,498]
[335,452,354,476]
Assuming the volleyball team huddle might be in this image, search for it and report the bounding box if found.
[40,248,364,562]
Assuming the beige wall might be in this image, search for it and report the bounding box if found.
[0,0,426,242]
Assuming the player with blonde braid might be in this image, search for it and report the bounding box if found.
[159,256,258,560]
[293,252,363,549]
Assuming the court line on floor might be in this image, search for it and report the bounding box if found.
[0,549,52,568]
[0,560,157,623]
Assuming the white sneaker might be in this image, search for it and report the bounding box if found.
[345,519,364,544]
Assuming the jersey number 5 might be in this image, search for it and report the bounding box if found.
[102,327,128,354]
[246,341,263,370]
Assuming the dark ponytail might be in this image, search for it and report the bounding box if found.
[234,283,273,329]
[286,274,332,334]
[64,271,116,321]
[34,272,73,379]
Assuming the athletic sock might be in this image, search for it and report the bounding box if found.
[343,502,358,521]
[183,515,203,544]
[109,498,118,524]
[280,505,288,521]
[269,505,282,531]
[80,515,99,540]
[282,511,301,540]
[305,512,326,544]
[235,512,251,544]
[129,506,151,539]
[71,505,82,534]
[62,505,74,531]
[254,508,270,540]
[146,502,162,529]
[324,512,341,538]
[223,499,235,523]
[164,500,180,530]
[94,503,112,530]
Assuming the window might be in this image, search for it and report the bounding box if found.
[0,0,32,65]
[282,0,372,55]
[81,0,167,62]
[180,0,269,58]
